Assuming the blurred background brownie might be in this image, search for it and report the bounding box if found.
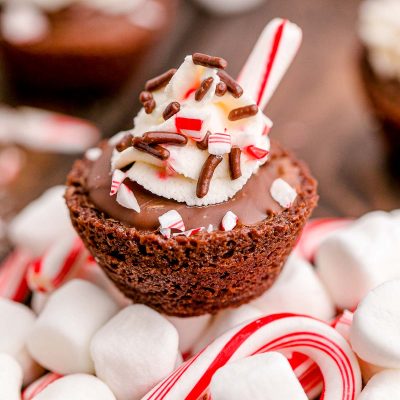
[0,0,178,92]
[358,0,400,173]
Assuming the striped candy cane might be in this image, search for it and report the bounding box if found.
[238,19,302,110]
[22,372,63,400]
[0,249,32,302]
[142,314,361,400]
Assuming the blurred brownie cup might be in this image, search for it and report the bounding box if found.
[66,50,317,317]
[0,0,177,91]
[359,0,400,170]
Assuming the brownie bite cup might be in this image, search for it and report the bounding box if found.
[0,0,177,91]
[66,19,318,316]
[358,0,400,171]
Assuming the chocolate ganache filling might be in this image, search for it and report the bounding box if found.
[87,142,302,231]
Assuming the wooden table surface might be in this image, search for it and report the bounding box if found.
[1,0,399,243]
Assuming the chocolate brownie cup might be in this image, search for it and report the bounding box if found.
[0,0,177,91]
[358,0,400,170]
[66,53,317,317]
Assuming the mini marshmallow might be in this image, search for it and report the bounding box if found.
[33,374,116,400]
[193,304,262,354]
[0,353,23,400]
[316,211,400,310]
[210,352,308,400]
[167,314,211,354]
[8,186,75,257]
[251,254,335,321]
[350,279,400,369]
[27,279,119,374]
[91,304,179,400]
[0,298,43,385]
[358,370,400,399]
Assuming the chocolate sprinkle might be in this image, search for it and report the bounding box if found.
[192,53,228,69]
[215,81,227,97]
[143,131,187,146]
[195,77,214,101]
[132,138,170,161]
[143,99,156,114]
[163,102,180,120]
[145,69,177,92]
[229,146,242,180]
[228,104,259,121]
[139,91,153,104]
[196,131,210,150]
[217,71,243,98]
[116,134,133,152]
[196,154,223,198]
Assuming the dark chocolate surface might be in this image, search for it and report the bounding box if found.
[87,142,303,230]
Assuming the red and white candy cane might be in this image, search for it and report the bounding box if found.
[27,237,88,293]
[238,18,302,110]
[22,372,63,400]
[142,314,361,400]
[287,351,323,399]
[173,227,205,238]
[0,248,32,302]
[295,218,352,262]
[332,310,353,342]
[208,132,231,156]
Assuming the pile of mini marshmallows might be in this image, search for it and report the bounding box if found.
[1,186,400,398]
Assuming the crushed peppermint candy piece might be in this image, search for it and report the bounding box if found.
[116,183,140,212]
[110,169,126,196]
[221,211,238,231]
[85,147,102,161]
[208,132,231,155]
[244,145,269,160]
[159,210,185,232]
[175,109,209,141]
[160,228,172,239]
[173,227,205,237]
[207,224,214,233]
[270,178,297,208]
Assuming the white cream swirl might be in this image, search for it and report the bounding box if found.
[110,56,272,207]
[359,0,400,81]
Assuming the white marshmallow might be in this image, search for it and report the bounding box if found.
[358,370,400,399]
[192,0,266,15]
[316,211,400,310]
[8,186,75,257]
[0,298,43,385]
[252,255,335,321]
[210,352,308,400]
[193,305,262,354]
[350,279,400,369]
[167,314,211,354]
[91,304,179,400]
[0,353,23,400]
[32,374,116,400]
[27,280,119,374]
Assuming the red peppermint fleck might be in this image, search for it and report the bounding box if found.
[244,145,269,160]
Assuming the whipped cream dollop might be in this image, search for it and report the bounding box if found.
[110,55,272,207]
[359,0,400,81]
